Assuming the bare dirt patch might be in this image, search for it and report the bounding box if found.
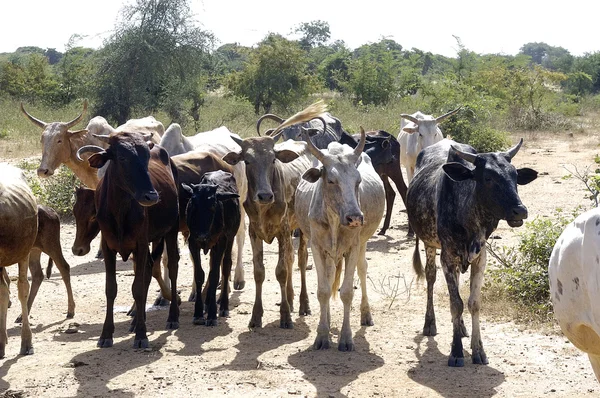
[1,133,599,397]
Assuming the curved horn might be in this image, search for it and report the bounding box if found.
[505,138,524,160]
[256,114,284,136]
[20,103,47,128]
[301,128,325,163]
[65,99,88,129]
[400,114,420,125]
[451,145,478,164]
[93,134,111,144]
[76,145,104,162]
[353,127,367,160]
[436,106,462,123]
[264,128,276,136]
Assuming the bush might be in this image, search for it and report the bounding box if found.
[486,209,579,320]
[441,104,510,152]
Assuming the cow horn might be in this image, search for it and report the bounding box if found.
[352,127,367,160]
[436,106,462,123]
[505,138,524,160]
[264,128,276,136]
[20,103,47,128]
[256,114,284,136]
[451,145,478,164]
[93,134,111,144]
[76,145,104,162]
[229,134,244,148]
[302,128,325,163]
[65,99,88,129]
[400,114,420,125]
[140,132,153,141]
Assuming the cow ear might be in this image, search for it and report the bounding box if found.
[217,192,240,201]
[88,152,111,169]
[69,129,87,137]
[302,167,322,183]
[156,146,170,165]
[442,162,473,181]
[181,183,194,195]
[275,149,300,163]
[402,126,418,134]
[222,151,242,165]
[517,167,538,185]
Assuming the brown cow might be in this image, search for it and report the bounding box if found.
[76,132,180,349]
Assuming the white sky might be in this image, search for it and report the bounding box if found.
[1,0,598,57]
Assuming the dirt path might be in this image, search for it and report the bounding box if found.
[1,133,600,397]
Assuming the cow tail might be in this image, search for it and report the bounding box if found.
[46,257,54,279]
[412,237,425,280]
[332,260,343,299]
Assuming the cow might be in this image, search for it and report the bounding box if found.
[76,132,180,349]
[0,163,38,357]
[406,138,537,366]
[399,107,461,184]
[222,102,326,329]
[15,205,75,323]
[295,128,385,351]
[182,170,241,326]
[549,207,600,382]
[160,123,248,291]
[21,101,164,188]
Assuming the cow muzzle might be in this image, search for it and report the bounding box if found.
[256,191,274,204]
[506,205,528,227]
[344,214,364,228]
[137,191,160,206]
[72,244,90,256]
[37,168,54,178]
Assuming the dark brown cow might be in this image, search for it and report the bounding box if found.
[77,132,180,349]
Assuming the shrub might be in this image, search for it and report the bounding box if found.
[441,104,510,152]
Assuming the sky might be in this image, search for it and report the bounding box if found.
[1,0,599,57]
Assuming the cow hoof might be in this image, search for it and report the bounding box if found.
[193,317,205,325]
[154,296,170,307]
[338,341,354,352]
[407,231,415,238]
[248,317,262,329]
[299,304,311,316]
[205,319,218,327]
[234,281,245,291]
[219,309,229,317]
[66,312,75,319]
[0,345,4,359]
[166,321,179,330]
[472,351,489,365]
[188,292,197,302]
[377,229,387,236]
[313,336,330,350]
[133,338,149,349]
[7,299,11,309]
[19,343,34,356]
[423,322,437,336]
[95,249,103,259]
[14,314,23,323]
[280,319,294,329]
[448,355,465,367]
[97,338,113,348]
[361,313,374,326]
[306,263,313,270]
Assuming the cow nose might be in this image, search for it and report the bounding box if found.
[511,205,528,220]
[139,191,159,206]
[37,168,53,177]
[257,192,274,203]
[345,214,364,227]
[72,246,89,256]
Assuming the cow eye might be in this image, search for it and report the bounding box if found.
[327,179,334,185]
[244,160,249,165]
[57,139,62,144]
[90,215,96,222]
[272,158,276,164]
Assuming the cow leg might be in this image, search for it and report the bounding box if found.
[206,241,226,326]
[313,246,332,350]
[339,247,360,351]
[297,230,311,316]
[45,242,75,319]
[0,267,9,358]
[387,163,411,236]
[99,239,117,348]
[469,247,488,365]
[18,248,43,323]
[154,245,171,306]
[18,256,33,355]
[233,209,246,290]
[165,229,180,330]
[189,239,205,325]
[423,245,438,336]
[219,237,235,318]
[356,244,373,326]
[589,354,600,382]
[441,251,465,367]
[378,176,395,236]
[276,227,294,329]
[249,226,265,329]
[131,246,152,349]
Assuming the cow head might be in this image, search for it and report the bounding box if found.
[76,132,159,206]
[223,136,299,205]
[182,179,239,253]
[302,127,367,228]
[442,138,538,227]
[72,187,99,256]
[401,107,461,151]
[21,100,88,178]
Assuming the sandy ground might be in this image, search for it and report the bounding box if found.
[1,132,600,397]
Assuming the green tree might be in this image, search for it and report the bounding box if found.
[226,34,314,114]
[347,47,396,105]
[294,20,330,50]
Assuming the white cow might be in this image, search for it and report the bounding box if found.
[295,128,385,351]
[549,207,600,382]
[398,107,460,183]
[160,124,248,291]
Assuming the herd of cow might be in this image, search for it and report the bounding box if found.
[1,98,598,378]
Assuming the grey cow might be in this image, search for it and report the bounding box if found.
[406,138,537,367]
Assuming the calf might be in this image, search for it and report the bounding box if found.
[549,207,600,382]
[0,163,38,357]
[182,170,241,326]
[76,132,180,349]
[295,128,385,351]
[407,138,537,366]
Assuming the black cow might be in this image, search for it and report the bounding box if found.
[406,138,537,367]
[257,112,345,149]
[182,170,241,326]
